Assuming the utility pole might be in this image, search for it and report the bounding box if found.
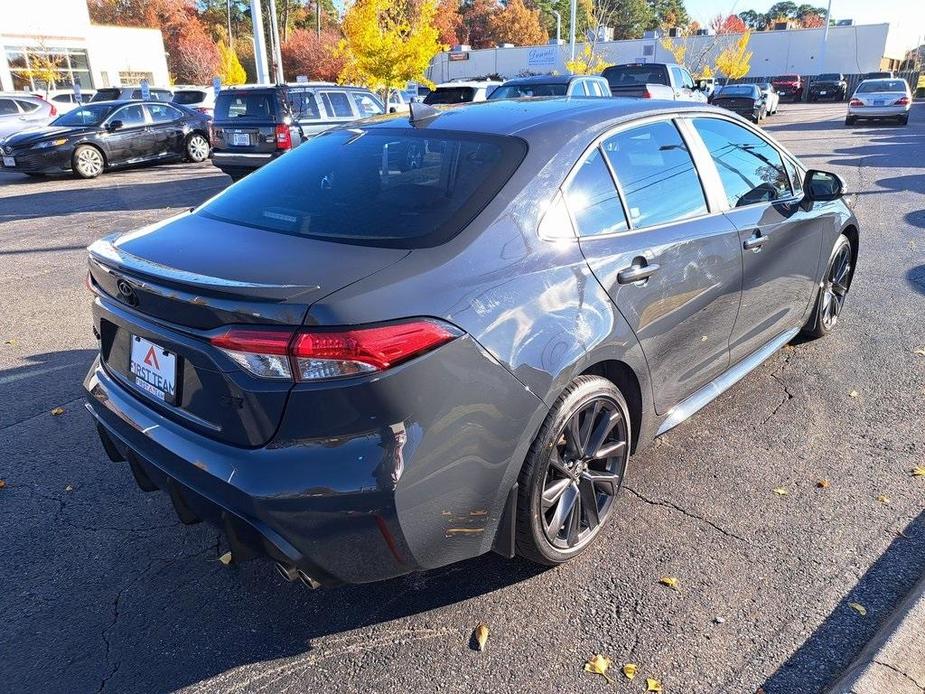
[316,1,321,39]
[569,0,577,61]
[227,0,232,43]
[250,0,270,84]
[551,10,561,43]
[266,0,285,83]
[817,0,834,73]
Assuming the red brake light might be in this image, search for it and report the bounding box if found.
[210,320,460,381]
[641,89,652,99]
[49,103,57,117]
[275,123,292,150]
[849,98,863,107]
[894,96,910,106]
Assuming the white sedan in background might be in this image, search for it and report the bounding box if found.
[758,82,780,115]
[846,78,912,126]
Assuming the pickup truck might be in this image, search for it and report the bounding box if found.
[771,74,803,101]
[600,63,708,102]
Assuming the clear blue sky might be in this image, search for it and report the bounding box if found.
[685,0,925,55]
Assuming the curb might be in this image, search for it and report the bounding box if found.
[826,571,925,693]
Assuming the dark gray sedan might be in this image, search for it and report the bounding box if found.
[84,98,858,586]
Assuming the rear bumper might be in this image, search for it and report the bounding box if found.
[210,150,279,171]
[847,105,910,118]
[84,327,545,585]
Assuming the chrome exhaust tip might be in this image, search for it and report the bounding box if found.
[298,570,320,590]
[274,562,298,582]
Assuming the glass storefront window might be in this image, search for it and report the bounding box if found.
[4,45,94,90]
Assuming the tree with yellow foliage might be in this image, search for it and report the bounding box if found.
[489,0,548,47]
[715,31,752,79]
[337,0,441,103]
[565,42,613,75]
[217,41,247,85]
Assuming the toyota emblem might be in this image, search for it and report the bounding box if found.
[116,279,139,306]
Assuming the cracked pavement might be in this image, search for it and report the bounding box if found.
[1,102,923,693]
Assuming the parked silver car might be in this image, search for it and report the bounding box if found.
[489,74,612,100]
[0,93,56,140]
[846,78,912,125]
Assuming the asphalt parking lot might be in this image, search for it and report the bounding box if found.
[1,101,923,694]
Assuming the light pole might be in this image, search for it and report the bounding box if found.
[817,0,834,73]
[249,0,270,84]
[551,10,561,43]
[227,0,232,43]
[569,0,577,60]
[266,0,285,83]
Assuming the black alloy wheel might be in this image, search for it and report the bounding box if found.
[516,376,630,565]
[804,235,853,338]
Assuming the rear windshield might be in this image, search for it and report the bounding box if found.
[717,85,757,97]
[602,65,669,87]
[91,88,121,102]
[857,80,906,93]
[816,74,841,81]
[424,87,476,104]
[215,91,280,120]
[196,129,527,248]
[774,75,799,81]
[489,83,568,99]
[173,90,207,104]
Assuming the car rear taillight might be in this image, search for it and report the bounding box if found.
[894,96,910,106]
[641,89,652,99]
[210,320,461,381]
[49,103,57,117]
[275,123,292,150]
[849,98,863,107]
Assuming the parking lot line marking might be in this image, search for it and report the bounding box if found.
[0,361,85,386]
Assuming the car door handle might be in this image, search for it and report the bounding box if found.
[743,231,768,251]
[617,258,660,284]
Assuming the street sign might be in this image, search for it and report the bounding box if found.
[448,52,469,62]
[296,75,308,83]
[73,80,81,101]
[140,79,150,100]
[212,76,221,94]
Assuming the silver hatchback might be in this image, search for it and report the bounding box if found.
[0,94,56,140]
[846,78,912,126]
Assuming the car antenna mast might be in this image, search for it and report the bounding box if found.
[408,102,440,127]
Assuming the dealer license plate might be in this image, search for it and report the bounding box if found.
[874,100,885,106]
[820,90,828,95]
[2,156,14,167]
[232,133,249,146]
[129,336,177,403]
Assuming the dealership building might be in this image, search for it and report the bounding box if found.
[427,23,906,82]
[0,0,169,92]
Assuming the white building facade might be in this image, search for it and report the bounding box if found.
[0,0,170,92]
[428,23,898,82]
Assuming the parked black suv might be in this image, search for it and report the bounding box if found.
[210,82,385,180]
[809,73,847,101]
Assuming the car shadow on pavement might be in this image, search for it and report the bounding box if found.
[0,173,229,222]
[906,265,925,295]
[759,511,925,694]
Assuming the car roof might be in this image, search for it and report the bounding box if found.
[368,97,725,139]
[857,78,908,88]
[501,74,604,86]
[434,81,501,88]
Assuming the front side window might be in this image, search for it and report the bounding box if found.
[602,121,707,228]
[197,129,527,248]
[691,117,792,208]
[320,91,354,117]
[287,90,321,119]
[112,104,147,128]
[563,148,628,237]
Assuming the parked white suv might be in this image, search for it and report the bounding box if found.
[423,81,501,105]
[41,89,96,114]
[171,86,216,118]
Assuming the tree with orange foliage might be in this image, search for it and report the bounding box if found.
[489,0,548,46]
[281,28,345,82]
[799,12,825,28]
[460,0,498,49]
[709,14,748,35]
[433,0,463,46]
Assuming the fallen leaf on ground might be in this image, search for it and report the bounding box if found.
[3,339,13,345]
[849,390,859,398]
[51,407,64,416]
[773,487,788,496]
[64,485,73,492]
[472,623,489,651]
[913,347,925,356]
[583,654,614,683]
[622,663,637,680]
[659,576,680,591]
[217,552,233,565]
[848,602,867,616]
[876,495,890,504]
[816,479,830,489]
[0,479,6,490]
[912,466,925,478]
[646,677,664,692]
[897,529,911,539]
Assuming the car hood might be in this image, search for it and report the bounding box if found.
[3,125,91,147]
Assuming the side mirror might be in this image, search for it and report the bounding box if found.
[107,119,123,131]
[804,169,846,202]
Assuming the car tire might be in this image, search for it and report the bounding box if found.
[185,133,210,163]
[898,115,909,126]
[802,234,853,339]
[845,116,856,126]
[515,375,631,566]
[72,145,105,179]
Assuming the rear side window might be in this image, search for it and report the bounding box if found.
[287,90,321,120]
[320,91,354,117]
[424,87,476,104]
[197,129,527,248]
[563,148,628,237]
[52,94,73,103]
[691,118,792,208]
[173,90,206,104]
[14,99,40,113]
[0,98,18,115]
[215,92,277,120]
[113,104,147,127]
[602,121,707,228]
[351,92,384,117]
